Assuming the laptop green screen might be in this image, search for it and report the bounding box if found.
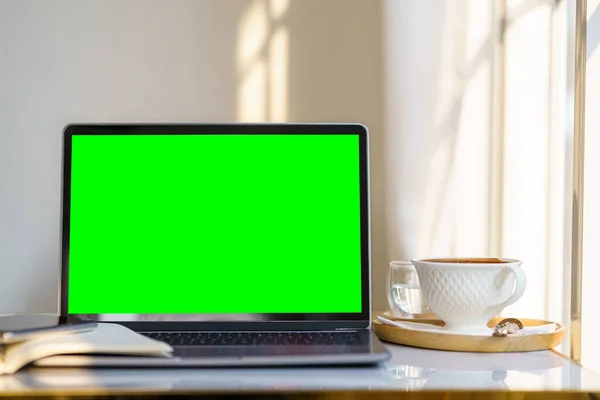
[67,134,362,314]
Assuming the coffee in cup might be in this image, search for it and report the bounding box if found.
[410,258,526,333]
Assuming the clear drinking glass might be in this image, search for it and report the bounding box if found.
[387,260,433,317]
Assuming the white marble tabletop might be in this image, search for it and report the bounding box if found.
[1,342,600,393]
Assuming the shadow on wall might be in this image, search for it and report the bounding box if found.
[588,1,600,59]
[413,0,547,256]
[386,0,570,321]
[234,0,386,309]
[385,0,565,260]
[384,0,494,261]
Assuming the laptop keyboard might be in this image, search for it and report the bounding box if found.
[140,331,363,346]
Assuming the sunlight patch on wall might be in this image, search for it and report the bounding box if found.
[237,0,268,72]
[268,27,289,121]
[237,59,267,121]
[270,0,290,20]
[237,0,289,122]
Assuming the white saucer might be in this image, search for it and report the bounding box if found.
[379,316,493,336]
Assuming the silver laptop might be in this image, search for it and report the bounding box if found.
[55,123,389,367]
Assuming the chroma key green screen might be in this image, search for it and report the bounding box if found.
[67,134,363,314]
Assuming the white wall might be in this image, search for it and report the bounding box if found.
[581,0,600,374]
[502,0,556,320]
[0,0,385,312]
[384,0,569,324]
[384,0,495,262]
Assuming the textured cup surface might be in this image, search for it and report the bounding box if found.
[411,258,526,332]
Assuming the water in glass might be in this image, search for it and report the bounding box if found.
[387,261,432,317]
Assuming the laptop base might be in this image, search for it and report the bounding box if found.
[36,330,388,367]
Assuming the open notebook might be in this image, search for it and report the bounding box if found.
[0,323,172,375]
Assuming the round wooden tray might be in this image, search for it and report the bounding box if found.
[373,312,566,352]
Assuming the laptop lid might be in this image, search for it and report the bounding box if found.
[60,124,371,330]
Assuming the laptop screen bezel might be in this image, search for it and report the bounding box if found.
[60,123,371,330]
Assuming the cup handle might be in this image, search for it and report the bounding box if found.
[486,265,527,313]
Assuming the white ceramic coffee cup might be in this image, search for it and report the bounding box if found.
[410,258,527,333]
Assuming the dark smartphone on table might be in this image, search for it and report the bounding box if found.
[0,314,97,344]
